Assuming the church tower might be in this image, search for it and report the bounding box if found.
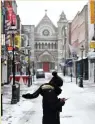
[57,11,68,72]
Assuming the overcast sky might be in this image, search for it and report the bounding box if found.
[16,0,88,26]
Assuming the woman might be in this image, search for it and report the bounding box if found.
[22,71,65,124]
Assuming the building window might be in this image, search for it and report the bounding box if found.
[55,43,57,49]
[53,44,55,49]
[35,43,37,49]
[42,43,44,49]
[39,43,41,49]
[43,29,50,36]
[38,62,42,68]
[52,43,53,49]
[50,62,55,69]
[48,43,50,49]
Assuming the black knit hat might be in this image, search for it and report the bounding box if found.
[52,71,57,77]
[51,71,63,87]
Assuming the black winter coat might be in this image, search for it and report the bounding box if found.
[22,83,65,124]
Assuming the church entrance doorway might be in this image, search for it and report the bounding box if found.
[43,62,49,72]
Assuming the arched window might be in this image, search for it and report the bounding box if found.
[42,43,44,49]
[48,43,50,49]
[39,43,41,49]
[50,43,52,49]
[35,43,36,49]
[45,43,47,46]
[55,43,56,49]
[40,43,42,49]
[55,43,57,49]
[35,43,37,49]
[43,43,45,49]
[36,43,37,49]
[52,43,53,49]
[45,43,47,49]
[53,43,55,49]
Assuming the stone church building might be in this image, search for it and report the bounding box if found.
[21,11,69,72]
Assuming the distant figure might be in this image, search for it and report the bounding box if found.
[22,71,66,124]
[33,69,35,75]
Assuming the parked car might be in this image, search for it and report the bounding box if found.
[36,69,45,78]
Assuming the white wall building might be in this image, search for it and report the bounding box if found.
[88,1,95,82]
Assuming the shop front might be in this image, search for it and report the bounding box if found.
[76,57,89,80]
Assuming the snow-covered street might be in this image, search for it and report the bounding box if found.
[1,73,95,124]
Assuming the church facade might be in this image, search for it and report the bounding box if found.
[22,11,69,72]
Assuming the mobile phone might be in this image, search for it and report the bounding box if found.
[63,98,70,101]
[65,98,69,101]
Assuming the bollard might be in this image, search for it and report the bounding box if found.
[11,82,20,104]
[15,82,20,102]
[1,94,3,116]
[11,84,18,104]
[79,76,83,87]
[1,84,3,116]
[28,76,31,87]
[31,75,32,85]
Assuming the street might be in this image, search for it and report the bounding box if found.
[1,73,95,124]
[1,1,95,124]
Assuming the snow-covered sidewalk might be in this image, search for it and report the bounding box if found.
[1,73,95,124]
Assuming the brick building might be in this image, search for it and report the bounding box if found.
[71,4,88,79]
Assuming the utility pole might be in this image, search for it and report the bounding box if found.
[79,45,84,88]
[64,27,67,76]
[28,46,31,87]
[11,33,17,104]
[33,61,35,82]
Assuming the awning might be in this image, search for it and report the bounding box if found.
[59,59,73,67]
[87,52,95,59]
[77,56,87,61]
[66,61,73,67]
[59,63,65,66]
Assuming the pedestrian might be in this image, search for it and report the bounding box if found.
[22,71,66,124]
[33,69,35,75]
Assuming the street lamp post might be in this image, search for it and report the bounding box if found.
[11,33,17,104]
[33,61,35,82]
[63,26,67,76]
[28,47,31,87]
[79,45,84,88]
[25,45,31,87]
[67,60,73,82]
[70,66,72,82]
[76,61,78,84]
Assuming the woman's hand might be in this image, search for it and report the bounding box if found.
[60,98,69,102]
[22,93,31,98]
